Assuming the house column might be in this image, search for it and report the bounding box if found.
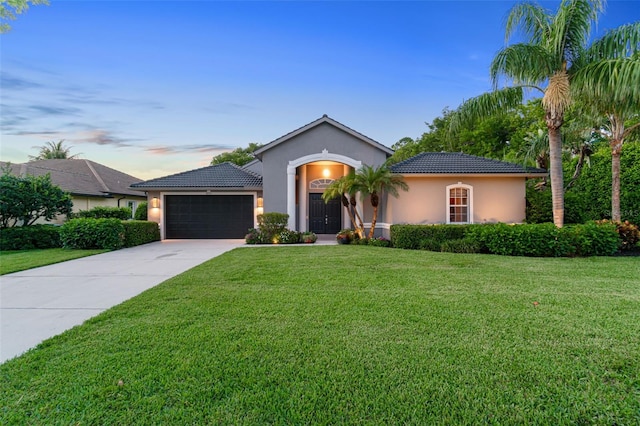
[287,165,296,230]
[299,165,307,232]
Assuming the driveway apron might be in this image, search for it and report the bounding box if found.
[0,240,243,363]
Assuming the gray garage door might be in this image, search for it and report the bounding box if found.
[165,195,254,239]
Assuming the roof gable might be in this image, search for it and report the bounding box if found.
[253,115,393,159]
[1,159,144,197]
[131,162,262,189]
[390,152,547,175]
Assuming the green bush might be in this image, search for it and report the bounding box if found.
[465,222,620,257]
[0,225,61,251]
[60,218,125,250]
[596,220,640,251]
[134,202,148,221]
[122,221,160,247]
[300,232,317,243]
[525,182,587,224]
[565,222,620,257]
[440,238,480,254]
[257,212,289,241]
[74,206,132,220]
[391,224,468,250]
[274,229,301,244]
[368,237,391,247]
[245,228,263,245]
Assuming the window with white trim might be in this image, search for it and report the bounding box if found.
[446,183,473,224]
[309,178,334,190]
[127,201,137,219]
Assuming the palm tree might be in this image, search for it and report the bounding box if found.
[29,140,79,160]
[354,164,408,239]
[571,22,640,221]
[322,174,364,238]
[451,0,606,227]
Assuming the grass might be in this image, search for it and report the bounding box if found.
[0,248,108,275]
[1,246,639,424]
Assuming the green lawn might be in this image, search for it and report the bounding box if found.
[1,246,639,424]
[0,248,108,275]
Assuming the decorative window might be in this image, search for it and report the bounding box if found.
[309,178,334,190]
[446,183,473,224]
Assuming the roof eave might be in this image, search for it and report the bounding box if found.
[399,172,548,178]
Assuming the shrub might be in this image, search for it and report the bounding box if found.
[245,228,264,245]
[368,237,390,247]
[525,183,587,224]
[134,202,148,220]
[440,238,481,254]
[74,206,132,220]
[274,229,301,244]
[596,220,640,251]
[257,212,289,241]
[565,222,621,257]
[336,229,355,244]
[60,218,124,250]
[467,223,575,257]
[391,224,468,251]
[122,221,160,247]
[300,232,317,244]
[0,225,61,251]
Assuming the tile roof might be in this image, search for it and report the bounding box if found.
[253,115,394,158]
[390,152,547,175]
[130,162,263,189]
[1,159,145,197]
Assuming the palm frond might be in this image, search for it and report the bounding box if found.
[450,87,524,135]
[491,44,555,88]
[550,0,604,64]
[572,57,640,109]
[578,22,640,65]
[505,1,550,44]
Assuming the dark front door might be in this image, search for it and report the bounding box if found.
[309,193,341,234]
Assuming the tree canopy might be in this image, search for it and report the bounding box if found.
[0,0,48,33]
[29,140,79,161]
[211,143,263,167]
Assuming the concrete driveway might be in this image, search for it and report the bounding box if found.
[0,239,243,364]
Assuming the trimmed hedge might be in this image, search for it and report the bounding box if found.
[134,202,148,220]
[74,206,132,220]
[123,221,160,247]
[391,223,621,257]
[390,224,468,250]
[60,218,125,250]
[0,225,62,251]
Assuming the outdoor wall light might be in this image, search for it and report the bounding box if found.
[151,197,160,208]
[257,197,264,208]
[323,168,331,178]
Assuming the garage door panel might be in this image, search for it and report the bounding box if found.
[165,195,254,239]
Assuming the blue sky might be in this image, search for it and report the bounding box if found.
[2,0,638,180]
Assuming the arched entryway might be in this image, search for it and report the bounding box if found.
[287,150,362,232]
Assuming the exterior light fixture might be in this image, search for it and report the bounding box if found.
[257,197,264,208]
[151,197,160,208]
[322,168,331,178]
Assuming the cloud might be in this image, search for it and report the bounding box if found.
[28,105,83,116]
[144,144,232,155]
[0,72,43,90]
[72,129,137,148]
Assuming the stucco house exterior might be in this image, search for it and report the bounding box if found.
[131,115,546,239]
[1,159,146,223]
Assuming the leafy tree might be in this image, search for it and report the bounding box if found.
[29,140,79,160]
[451,0,609,227]
[0,170,73,228]
[571,22,640,220]
[211,143,262,166]
[0,0,48,33]
[353,164,408,239]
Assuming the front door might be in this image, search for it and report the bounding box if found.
[309,193,341,234]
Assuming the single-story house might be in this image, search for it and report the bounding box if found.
[131,115,546,239]
[1,159,146,222]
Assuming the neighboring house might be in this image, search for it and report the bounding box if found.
[1,159,146,223]
[131,115,546,239]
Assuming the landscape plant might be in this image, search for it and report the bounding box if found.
[122,221,160,247]
[134,202,148,220]
[0,224,61,250]
[74,206,132,220]
[59,218,125,250]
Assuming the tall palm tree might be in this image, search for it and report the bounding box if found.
[571,22,640,221]
[451,0,605,227]
[354,164,408,239]
[29,140,79,160]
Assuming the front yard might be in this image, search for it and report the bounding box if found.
[1,246,638,424]
[0,248,108,275]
